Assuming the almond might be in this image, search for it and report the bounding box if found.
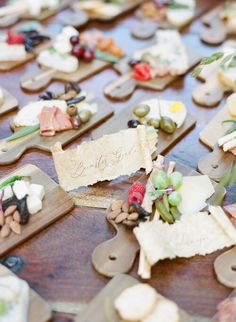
[128,212,139,221]
[5,216,13,225]
[10,221,21,235]
[1,224,11,238]
[123,220,138,227]
[107,209,121,220]
[111,200,123,211]
[115,212,128,224]
[0,211,4,226]
[122,202,129,213]
[13,211,21,223]
[4,205,17,217]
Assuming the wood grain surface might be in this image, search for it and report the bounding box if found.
[0,0,235,321]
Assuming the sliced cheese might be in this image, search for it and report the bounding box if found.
[159,100,187,128]
[143,299,180,322]
[37,49,79,73]
[227,92,236,117]
[177,175,215,216]
[0,43,27,62]
[13,100,67,127]
[167,1,195,29]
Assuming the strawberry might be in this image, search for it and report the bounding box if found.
[128,191,143,205]
[128,182,145,196]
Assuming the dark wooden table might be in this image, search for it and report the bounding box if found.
[0,0,235,321]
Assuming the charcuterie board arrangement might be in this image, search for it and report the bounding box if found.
[192,40,236,107]
[131,0,202,40]
[20,26,124,92]
[0,82,113,165]
[0,1,235,321]
[60,0,144,28]
[104,30,201,100]
[0,21,51,71]
[200,1,236,45]
[0,0,72,28]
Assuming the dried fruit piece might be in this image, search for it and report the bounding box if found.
[115,212,129,224]
[128,182,146,195]
[107,209,121,220]
[10,221,21,235]
[1,224,11,238]
[122,202,129,213]
[13,211,21,223]
[128,192,143,205]
[128,212,139,221]
[5,216,13,225]
[111,200,123,211]
[4,205,17,217]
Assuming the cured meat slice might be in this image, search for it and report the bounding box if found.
[54,108,73,132]
[38,107,56,137]
[214,297,236,322]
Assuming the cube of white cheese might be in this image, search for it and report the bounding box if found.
[27,196,42,215]
[13,181,30,200]
[29,184,45,201]
[2,185,13,201]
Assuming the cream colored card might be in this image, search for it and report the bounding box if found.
[52,126,157,191]
[134,206,236,266]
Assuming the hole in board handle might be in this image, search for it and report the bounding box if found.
[212,164,219,169]
[109,254,117,261]
[231,265,236,272]
[1,148,8,152]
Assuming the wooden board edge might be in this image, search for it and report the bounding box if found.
[0,88,18,116]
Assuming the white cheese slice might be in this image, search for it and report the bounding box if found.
[37,49,79,73]
[27,195,42,215]
[54,26,79,54]
[3,185,13,201]
[26,0,59,16]
[143,300,180,322]
[29,183,45,201]
[166,2,195,29]
[218,66,236,91]
[133,30,189,76]
[0,275,30,322]
[13,99,67,127]
[138,98,161,120]
[0,43,27,62]
[159,100,187,128]
[177,175,215,216]
[13,180,30,200]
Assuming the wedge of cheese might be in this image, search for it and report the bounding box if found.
[0,43,27,61]
[166,0,196,28]
[177,175,215,216]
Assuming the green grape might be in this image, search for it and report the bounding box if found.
[169,171,183,190]
[0,300,6,316]
[168,191,182,207]
[152,170,169,189]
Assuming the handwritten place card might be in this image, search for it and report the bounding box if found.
[52,126,158,191]
[134,206,236,267]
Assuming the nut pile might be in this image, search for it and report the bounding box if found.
[107,200,139,227]
[0,205,22,238]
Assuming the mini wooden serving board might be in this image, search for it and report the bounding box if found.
[132,4,205,40]
[92,96,196,155]
[92,160,221,278]
[61,0,144,28]
[0,24,51,72]
[76,274,210,322]
[198,105,235,181]
[0,87,18,116]
[0,97,114,165]
[200,4,233,45]
[0,164,74,257]
[0,264,51,322]
[192,40,236,107]
[21,59,111,92]
[104,48,201,100]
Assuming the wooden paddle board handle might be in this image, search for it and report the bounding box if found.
[131,20,158,40]
[192,77,226,107]
[0,140,33,165]
[20,69,56,92]
[198,145,235,182]
[201,20,228,45]
[104,74,137,101]
[214,246,236,288]
[59,9,89,27]
[92,220,139,277]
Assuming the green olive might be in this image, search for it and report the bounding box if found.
[147,118,160,129]
[67,104,78,116]
[160,117,176,134]
[79,110,92,123]
[132,104,150,118]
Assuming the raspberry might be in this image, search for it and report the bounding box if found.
[128,191,143,205]
[128,182,145,196]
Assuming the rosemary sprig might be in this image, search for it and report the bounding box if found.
[223,119,236,124]
[169,2,190,9]
[191,51,224,78]
[5,124,40,142]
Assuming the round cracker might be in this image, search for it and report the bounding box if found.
[114,284,157,321]
[142,299,180,322]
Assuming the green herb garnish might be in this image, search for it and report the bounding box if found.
[169,2,190,10]
[0,176,23,189]
[191,51,224,78]
[6,124,40,142]
[95,50,120,63]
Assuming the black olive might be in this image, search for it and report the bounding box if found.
[64,83,72,93]
[131,202,150,220]
[127,119,141,128]
[128,59,141,68]
[66,95,86,105]
[2,196,19,211]
[24,42,34,52]
[18,196,30,225]
[39,91,53,100]
[70,82,81,94]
